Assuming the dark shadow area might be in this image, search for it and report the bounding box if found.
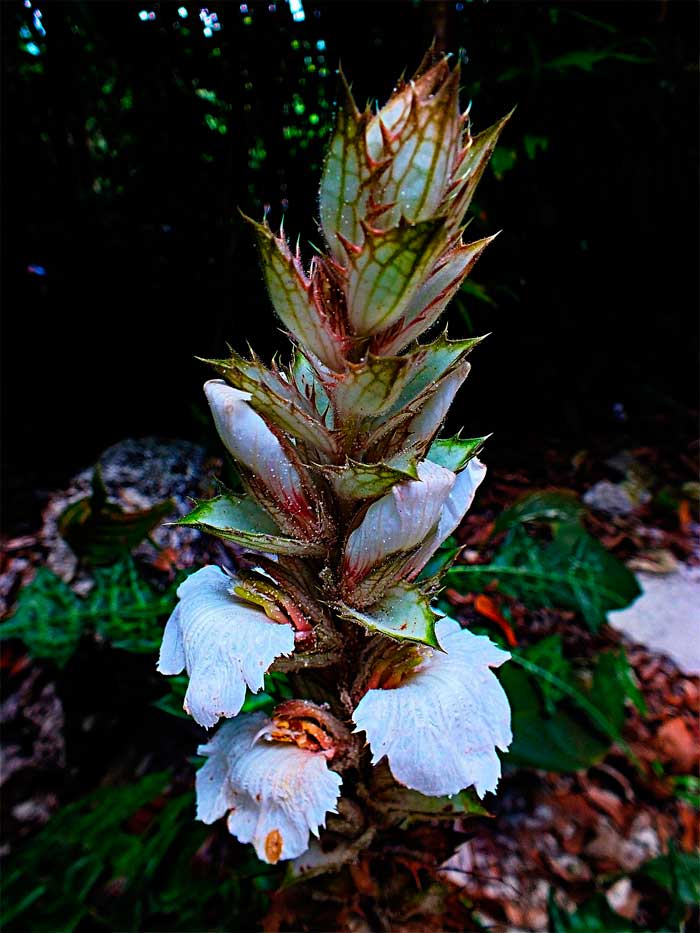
[2,0,698,530]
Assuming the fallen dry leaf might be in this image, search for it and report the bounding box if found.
[656,717,699,773]
[473,594,518,646]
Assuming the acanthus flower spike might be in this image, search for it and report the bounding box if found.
[158,48,513,869]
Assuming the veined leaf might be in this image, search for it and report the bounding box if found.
[548,890,642,933]
[384,331,485,415]
[249,218,347,372]
[175,494,325,557]
[428,434,490,472]
[446,111,513,232]
[361,360,472,462]
[319,71,374,262]
[336,581,441,648]
[346,218,448,336]
[292,350,332,424]
[375,236,496,355]
[205,350,337,458]
[323,352,415,421]
[447,522,640,631]
[400,360,472,455]
[494,488,584,532]
[366,59,461,226]
[314,456,419,501]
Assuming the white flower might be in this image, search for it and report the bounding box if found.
[204,379,317,531]
[353,618,512,798]
[196,712,342,863]
[157,565,294,728]
[404,457,487,578]
[342,460,455,587]
[342,458,486,594]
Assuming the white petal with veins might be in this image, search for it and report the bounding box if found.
[353,618,512,798]
[343,460,455,583]
[196,713,342,863]
[157,565,294,728]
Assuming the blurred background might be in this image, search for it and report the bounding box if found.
[3,0,698,530]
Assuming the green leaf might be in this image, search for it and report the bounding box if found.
[447,111,513,229]
[0,560,179,666]
[523,134,549,160]
[368,59,461,225]
[336,581,440,648]
[0,568,84,665]
[292,350,332,423]
[498,663,611,772]
[375,237,496,355]
[248,217,347,372]
[459,278,497,306]
[415,538,461,583]
[325,353,416,421]
[448,522,640,631]
[346,218,448,336]
[314,456,419,501]
[205,349,337,458]
[176,494,325,557]
[548,890,641,933]
[638,845,700,908]
[591,649,647,729]
[428,434,489,472]
[152,674,191,719]
[494,488,584,532]
[522,634,574,715]
[544,48,653,73]
[670,774,700,809]
[57,466,174,565]
[501,644,640,772]
[372,781,489,825]
[362,761,489,829]
[384,331,486,415]
[319,71,374,262]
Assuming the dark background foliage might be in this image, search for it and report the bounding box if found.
[2,0,698,529]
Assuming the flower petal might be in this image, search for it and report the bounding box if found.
[353,617,511,798]
[204,380,317,532]
[342,460,455,587]
[405,362,471,452]
[196,713,342,863]
[406,458,487,578]
[157,566,295,728]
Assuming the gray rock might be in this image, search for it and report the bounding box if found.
[608,564,700,675]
